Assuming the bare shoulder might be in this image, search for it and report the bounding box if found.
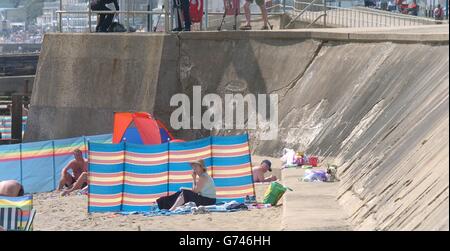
[66,160,77,168]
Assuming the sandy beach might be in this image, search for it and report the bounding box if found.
[33,157,283,231]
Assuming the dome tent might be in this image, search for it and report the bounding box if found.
[112,112,175,145]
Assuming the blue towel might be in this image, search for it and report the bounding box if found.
[116,201,248,217]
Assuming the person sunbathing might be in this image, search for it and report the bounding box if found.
[0,180,24,197]
[252,160,277,183]
[156,159,216,211]
[58,149,88,196]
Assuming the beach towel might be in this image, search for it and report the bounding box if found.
[302,170,328,182]
[117,200,253,217]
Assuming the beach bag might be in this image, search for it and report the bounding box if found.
[189,0,203,23]
[108,22,127,32]
[263,182,288,206]
[309,156,318,167]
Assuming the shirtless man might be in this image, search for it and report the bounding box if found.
[58,149,88,196]
[252,160,277,183]
[0,180,24,197]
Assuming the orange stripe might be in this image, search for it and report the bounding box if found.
[169,153,211,162]
[212,163,250,170]
[211,143,248,150]
[90,180,123,186]
[169,146,210,155]
[124,172,167,179]
[121,201,157,206]
[89,151,124,157]
[213,171,252,178]
[126,152,168,158]
[125,159,168,165]
[168,178,192,183]
[89,201,121,207]
[169,170,192,176]
[212,150,250,157]
[216,184,254,191]
[123,193,166,199]
[89,194,122,199]
[124,180,167,186]
[90,159,124,165]
[90,172,123,178]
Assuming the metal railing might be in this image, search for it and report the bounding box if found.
[56,0,170,33]
[56,0,287,32]
[55,0,447,33]
[283,0,447,28]
[285,0,327,28]
[56,9,167,32]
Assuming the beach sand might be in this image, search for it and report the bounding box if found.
[33,156,283,231]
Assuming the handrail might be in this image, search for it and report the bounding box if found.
[285,0,324,28]
[56,10,165,15]
[54,0,448,33]
[284,0,446,28]
[306,13,326,28]
[56,10,165,32]
[353,5,448,22]
[293,0,430,20]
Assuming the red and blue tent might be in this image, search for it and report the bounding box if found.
[112,112,177,145]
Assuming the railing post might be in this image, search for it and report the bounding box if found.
[283,0,286,14]
[164,0,170,33]
[11,94,23,143]
[88,4,92,32]
[323,0,327,27]
[148,0,153,32]
[205,0,209,30]
[127,0,131,32]
[59,0,63,32]
[446,0,449,20]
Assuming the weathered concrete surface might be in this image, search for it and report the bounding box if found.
[281,167,352,230]
[269,42,449,230]
[27,33,179,140]
[252,155,351,230]
[26,27,449,230]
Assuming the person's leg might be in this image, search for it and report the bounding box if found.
[258,0,269,28]
[61,172,88,196]
[95,5,111,32]
[181,0,191,31]
[104,13,114,32]
[169,192,185,211]
[156,191,181,209]
[173,0,183,31]
[58,172,74,190]
[199,196,216,206]
[244,0,252,26]
[91,4,105,32]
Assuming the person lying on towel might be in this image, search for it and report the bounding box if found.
[58,149,88,196]
[252,160,277,183]
[156,159,216,211]
[0,180,24,197]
